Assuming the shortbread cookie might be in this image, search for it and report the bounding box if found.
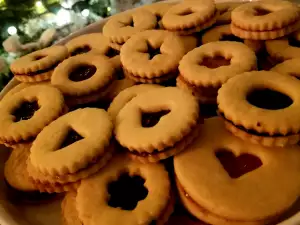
[266,30,300,61]
[178,41,257,87]
[108,84,163,121]
[218,71,300,147]
[115,87,201,163]
[271,58,300,78]
[121,30,186,84]
[215,2,243,25]
[61,192,82,225]
[10,45,68,82]
[202,24,264,53]
[162,0,217,35]
[0,85,65,146]
[231,0,300,40]
[103,9,157,45]
[174,117,300,225]
[51,53,115,107]
[4,144,36,192]
[77,154,174,225]
[29,109,113,188]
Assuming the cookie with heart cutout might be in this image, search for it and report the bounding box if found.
[10,45,68,82]
[217,71,300,147]
[114,87,201,163]
[76,153,175,225]
[28,108,114,193]
[174,117,300,225]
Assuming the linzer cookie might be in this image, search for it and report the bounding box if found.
[103,9,157,47]
[120,30,186,84]
[177,41,256,103]
[215,2,243,25]
[108,84,163,121]
[202,24,264,53]
[266,29,300,62]
[271,58,300,79]
[51,53,115,107]
[218,71,300,147]
[76,154,174,225]
[0,85,65,147]
[28,108,114,193]
[10,45,68,82]
[231,0,300,40]
[115,87,201,163]
[162,0,217,35]
[174,117,300,225]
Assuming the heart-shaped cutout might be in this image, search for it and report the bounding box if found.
[215,148,262,178]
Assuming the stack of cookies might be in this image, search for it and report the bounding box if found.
[3,0,300,224]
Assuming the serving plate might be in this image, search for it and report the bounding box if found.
[1,1,300,224]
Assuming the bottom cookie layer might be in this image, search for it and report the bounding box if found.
[14,70,53,83]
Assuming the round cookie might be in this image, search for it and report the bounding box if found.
[0,85,65,146]
[174,117,300,225]
[4,144,36,192]
[217,71,300,147]
[103,9,157,45]
[266,30,300,62]
[115,87,201,163]
[76,154,174,225]
[162,0,217,35]
[51,53,115,107]
[28,108,114,193]
[10,45,68,82]
[108,84,163,122]
[271,58,300,78]
[215,2,243,25]
[120,30,186,84]
[61,191,81,225]
[231,0,300,40]
[202,25,264,53]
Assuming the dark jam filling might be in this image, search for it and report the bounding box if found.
[246,88,293,110]
[70,45,91,56]
[34,55,46,61]
[69,64,97,82]
[59,129,83,149]
[288,38,300,48]
[215,149,262,178]
[200,55,230,69]
[105,47,120,58]
[12,101,40,122]
[14,63,60,76]
[253,7,272,16]
[146,43,161,60]
[220,34,244,43]
[141,110,170,127]
[178,9,193,16]
[107,173,148,210]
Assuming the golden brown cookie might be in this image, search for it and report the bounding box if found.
[115,87,201,163]
[231,0,300,40]
[10,45,68,82]
[61,191,82,225]
[4,144,36,192]
[218,71,300,147]
[103,9,157,45]
[162,0,217,35]
[178,41,257,87]
[266,29,300,61]
[0,85,65,146]
[28,108,114,193]
[271,58,300,78]
[202,24,264,53]
[51,53,115,107]
[76,154,174,225]
[108,84,163,122]
[120,30,186,84]
[215,2,243,25]
[174,117,300,225]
